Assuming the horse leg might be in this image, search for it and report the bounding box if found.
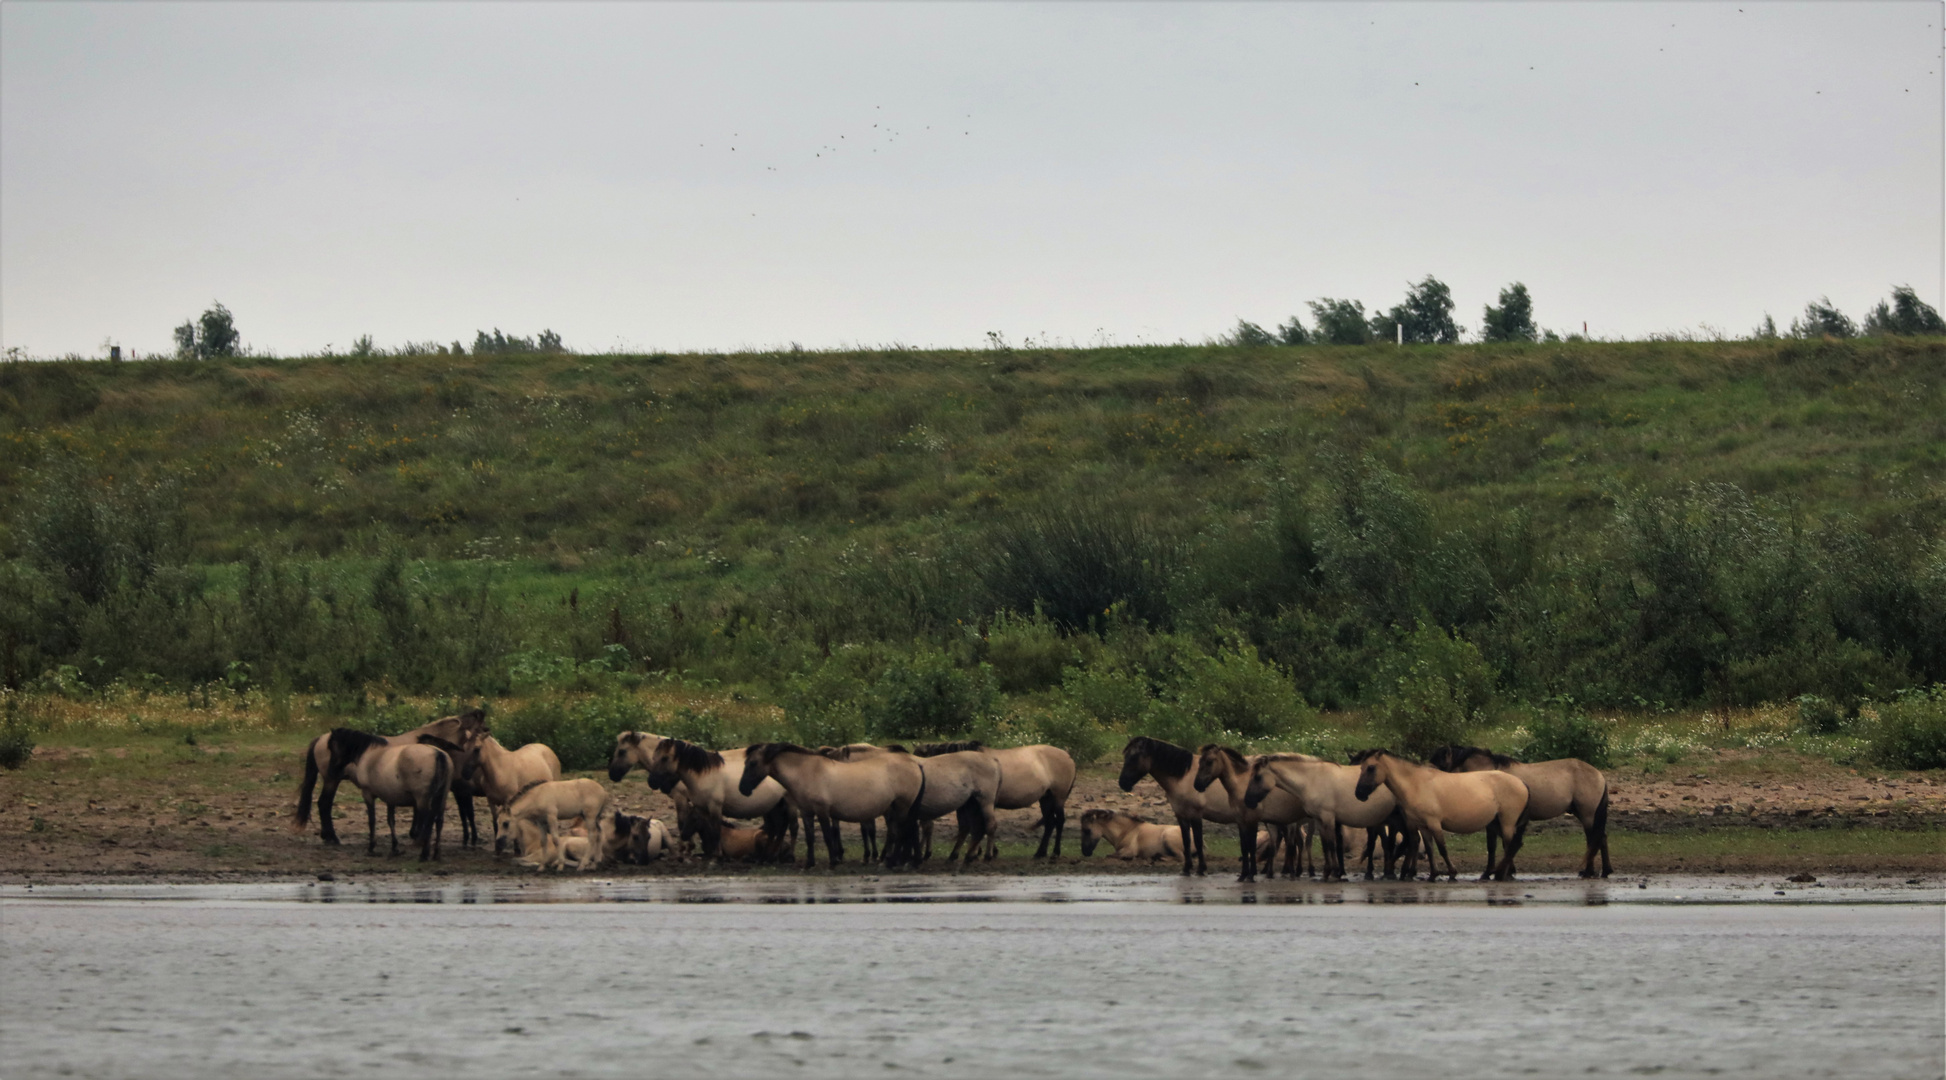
[1481,823,1499,882]
[1193,819,1208,876]
[1426,826,1455,881]
[365,797,379,855]
[1237,820,1256,883]
[1498,817,1529,881]
[318,773,342,845]
[824,814,844,869]
[1049,797,1067,859]
[1176,814,1196,876]
[799,807,820,870]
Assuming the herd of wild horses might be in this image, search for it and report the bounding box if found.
[290,709,1615,881]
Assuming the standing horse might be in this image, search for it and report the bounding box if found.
[456,733,562,853]
[912,741,1076,859]
[1245,754,1411,880]
[1118,736,1304,877]
[1192,745,1311,881]
[292,708,488,845]
[1353,751,1529,881]
[1430,744,1612,878]
[609,731,706,852]
[645,739,795,857]
[738,743,924,869]
[837,745,1000,867]
[306,728,453,861]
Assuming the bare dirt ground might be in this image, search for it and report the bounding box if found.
[2,742,1941,883]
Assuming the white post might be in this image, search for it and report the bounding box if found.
[1396,324,1403,346]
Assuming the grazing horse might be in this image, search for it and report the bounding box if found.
[912,741,1077,859]
[307,728,452,861]
[644,739,794,858]
[1353,751,1529,881]
[457,734,562,853]
[1193,745,1312,882]
[505,778,611,872]
[738,743,924,869]
[1118,736,1303,877]
[1246,753,1413,880]
[292,708,488,845]
[1430,744,1612,878]
[1078,809,1184,862]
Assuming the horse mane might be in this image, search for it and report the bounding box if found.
[669,739,723,774]
[1345,747,1391,764]
[416,734,463,754]
[510,778,553,802]
[1126,736,1195,779]
[912,740,986,756]
[750,742,812,763]
[878,744,909,755]
[326,728,388,766]
[1078,808,1118,824]
[1197,744,1249,771]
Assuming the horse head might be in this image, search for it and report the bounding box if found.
[737,743,778,797]
[1192,745,1223,793]
[1078,809,1111,856]
[1242,760,1275,809]
[1117,737,1152,792]
[610,731,659,783]
[1353,751,1392,802]
[644,739,685,794]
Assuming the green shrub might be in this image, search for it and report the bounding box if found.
[1515,698,1611,767]
[1137,699,1214,749]
[1170,634,1315,739]
[1059,664,1150,728]
[1034,702,1114,764]
[663,705,726,748]
[498,694,650,770]
[984,607,1085,693]
[1372,622,1496,758]
[866,649,998,741]
[781,661,870,747]
[1796,694,1848,734]
[0,696,34,770]
[1868,685,1946,770]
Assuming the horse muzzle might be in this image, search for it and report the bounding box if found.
[1353,778,1377,802]
[607,763,631,783]
[1116,770,1140,793]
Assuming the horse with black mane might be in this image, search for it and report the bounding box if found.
[292,728,452,861]
[1429,744,1612,878]
[292,708,487,846]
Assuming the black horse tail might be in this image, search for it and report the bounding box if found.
[414,750,453,845]
[292,739,319,831]
[1591,786,1610,840]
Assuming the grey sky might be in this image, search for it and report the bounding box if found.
[2,2,1938,357]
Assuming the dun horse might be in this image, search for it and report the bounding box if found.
[1430,744,1612,878]
[1078,809,1184,862]
[1193,745,1312,881]
[738,743,924,869]
[912,741,1076,859]
[458,733,562,853]
[645,739,795,857]
[1245,753,1413,880]
[1118,736,1303,876]
[296,728,452,861]
[292,708,487,845]
[609,731,706,852]
[505,778,611,872]
[1353,751,1529,881]
[831,744,1000,867]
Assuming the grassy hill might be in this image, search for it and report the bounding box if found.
[2,337,1943,762]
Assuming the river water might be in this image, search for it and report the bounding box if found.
[2,876,1940,1079]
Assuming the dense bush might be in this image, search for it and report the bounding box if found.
[984,607,1090,693]
[0,695,34,769]
[1868,686,1946,770]
[1168,634,1314,739]
[866,649,998,741]
[1515,698,1611,767]
[1059,664,1150,729]
[1372,622,1496,757]
[1033,702,1114,764]
[1796,694,1848,735]
[497,694,653,770]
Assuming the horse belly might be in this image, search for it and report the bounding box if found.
[1254,787,1304,825]
[719,777,784,819]
[1510,768,1573,819]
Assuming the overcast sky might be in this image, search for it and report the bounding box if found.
[2,2,1939,357]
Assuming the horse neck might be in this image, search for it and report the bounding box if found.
[1378,756,1429,802]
